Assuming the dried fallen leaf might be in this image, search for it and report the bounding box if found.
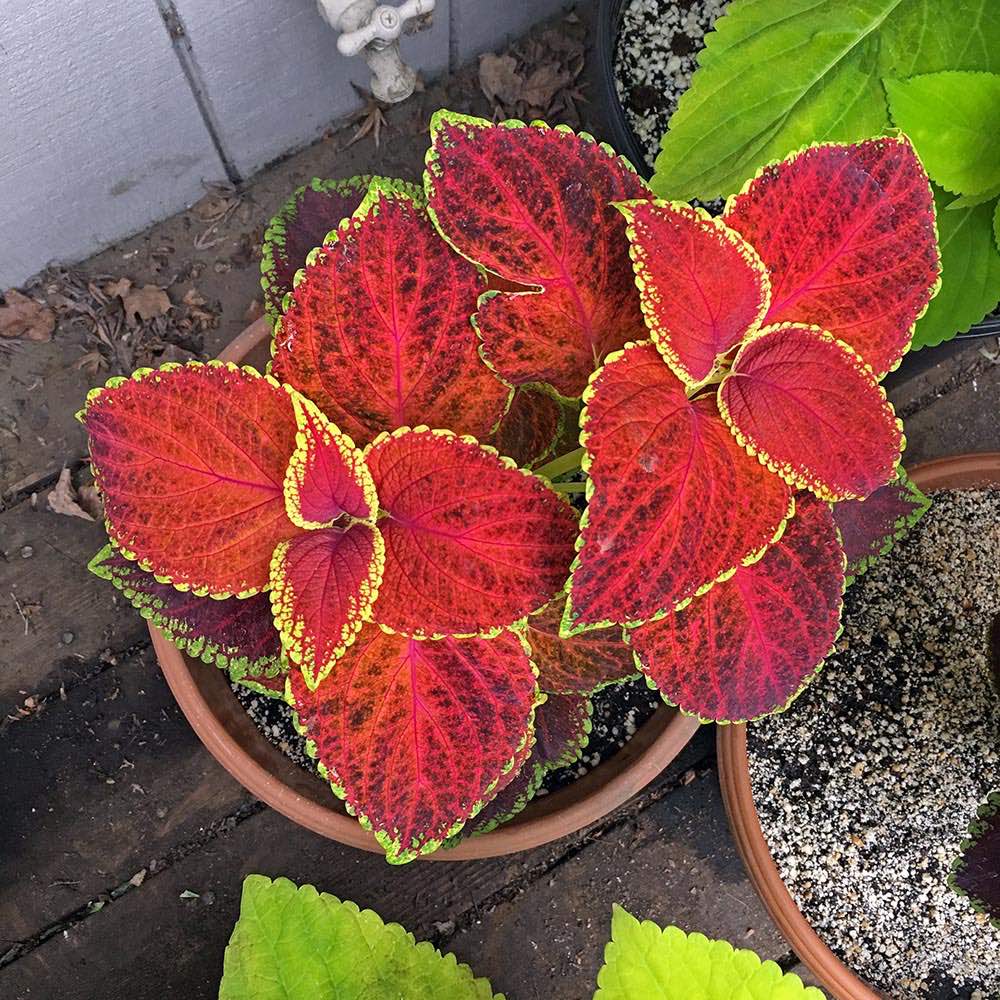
[47,468,98,521]
[103,277,133,300]
[77,484,104,521]
[0,290,55,342]
[182,287,206,308]
[122,285,170,325]
[522,63,572,111]
[74,349,109,376]
[479,53,524,106]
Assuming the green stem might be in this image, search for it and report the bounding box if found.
[550,481,587,494]
[536,446,585,481]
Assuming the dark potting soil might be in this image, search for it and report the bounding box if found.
[614,0,729,167]
[231,673,662,806]
[747,489,1000,1000]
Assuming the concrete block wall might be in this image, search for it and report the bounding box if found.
[1,0,567,288]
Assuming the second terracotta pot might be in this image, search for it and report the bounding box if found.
[719,453,1000,999]
[152,318,700,861]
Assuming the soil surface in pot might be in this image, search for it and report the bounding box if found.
[614,0,729,167]
[232,674,662,813]
[748,488,1000,1000]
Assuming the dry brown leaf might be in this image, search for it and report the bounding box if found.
[76,484,105,521]
[0,290,55,342]
[479,53,524,106]
[182,287,206,307]
[47,468,97,522]
[522,64,572,111]
[103,278,132,300]
[74,349,109,376]
[122,285,171,325]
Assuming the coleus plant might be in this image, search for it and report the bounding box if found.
[81,109,939,863]
[220,875,825,999]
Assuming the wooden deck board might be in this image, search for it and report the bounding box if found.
[0,501,147,716]
[0,729,795,1000]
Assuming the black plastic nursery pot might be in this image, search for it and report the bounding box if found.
[595,0,653,178]
[718,453,1000,1000]
[594,0,1000,346]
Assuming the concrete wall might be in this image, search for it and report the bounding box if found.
[1,0,566,288]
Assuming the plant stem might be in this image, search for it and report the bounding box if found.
[550,481,587,494]
[536,447,585,481]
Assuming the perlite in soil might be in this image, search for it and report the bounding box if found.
[748,488,1000,999]
[614,0,729,166]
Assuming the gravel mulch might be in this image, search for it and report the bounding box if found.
[749,488,1000,999]
[614,0,729,167]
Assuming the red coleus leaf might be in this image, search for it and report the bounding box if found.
[951,793,1000,923]
[270,524,384,689]
[424,111,649,398]
[289,624,538,863]
[261,176,370,321]
[617,200,770,386]
[467,691,591,835]
[628,494,845,722]
[723,136,940,377]
[526,600,636,695]
[80,363,299,597]
[832,467,930,583]
[565,342,792,633]
[88,543,281,678]
[718,323,903,502]
[489,387,565,468]
[364,428,578,638]
[283,393,377,530]
[272,177,509,446]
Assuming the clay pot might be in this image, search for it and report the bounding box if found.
[152,318,700,860]
[718,453,1000,999]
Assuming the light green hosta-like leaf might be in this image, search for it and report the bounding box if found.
[885,71,1000,196]
[595,907,825,1000]
[652,0,1000,202]
[995,200,1000,252]
[912,186,1000,349]
[219,876,502,1000]
[947,182,1000,210]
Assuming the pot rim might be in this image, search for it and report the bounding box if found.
[718,452,1000,999]
[151,317,700,861]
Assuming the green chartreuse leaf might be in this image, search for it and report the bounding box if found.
[594,906,824,1000]
[995,200,1000,252]
[652,0,1000,202]
[912,185,1000,349]
[947,183,1000,210]
[219,876,502,1000]
[885,72,1000,196]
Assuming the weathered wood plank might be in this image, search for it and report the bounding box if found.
[0,501,148,715]
[0,730,794,1000]
[0,645,250,943]
[447,771,794,999]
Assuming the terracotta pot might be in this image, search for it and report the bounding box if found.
[152,317,700,860]
[718,453,1000,998]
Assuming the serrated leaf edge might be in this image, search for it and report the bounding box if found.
[559,340,795,639]
[77,360,290,600]
[615,198,772,387]
[717,323,906,502]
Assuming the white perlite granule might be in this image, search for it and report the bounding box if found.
[613,0,729,165]
[749,489,1000,999]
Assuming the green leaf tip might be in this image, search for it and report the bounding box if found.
[220,875,504,1000]
[595,906,825,999]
